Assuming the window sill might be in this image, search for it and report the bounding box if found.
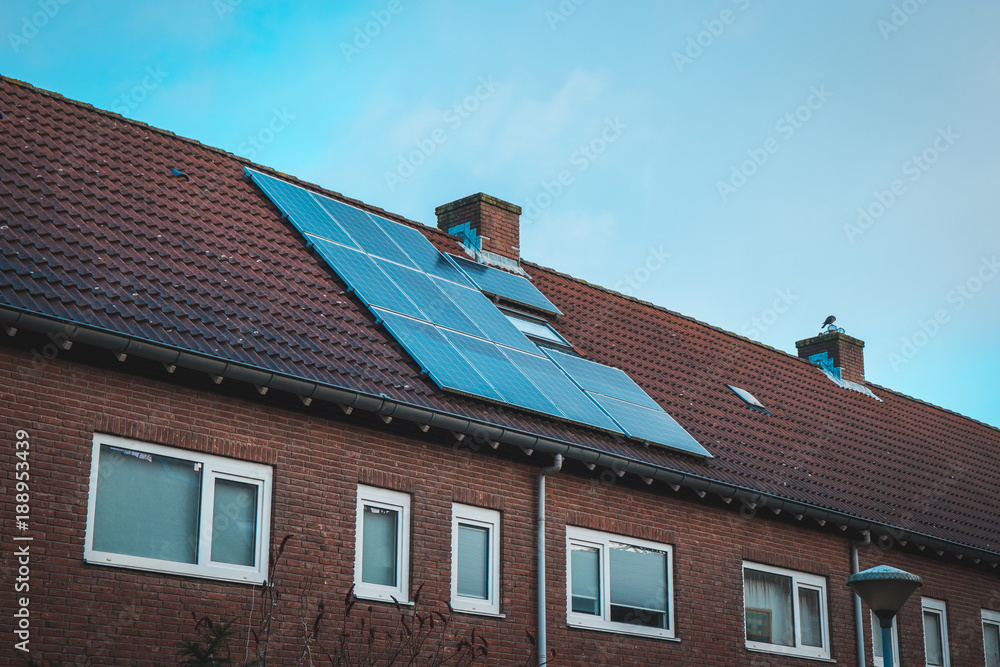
[746,646,835,663]
[353,591,413,606]
[450,607,506,619]
[567,620,678,642]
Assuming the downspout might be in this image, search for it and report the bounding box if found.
[852,531,872,667]
[538,453,563,667]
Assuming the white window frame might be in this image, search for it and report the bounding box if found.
[565,526,675,640]
[871,610,900,667]
[354,485,410,603]
[742,561,831,660]
[983,609,1000,667]
[84,433,272,584]
[921,597,951,667]
[450,504,501,616]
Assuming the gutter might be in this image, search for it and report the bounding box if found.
[3,305,999,569]
[537,454,562,667]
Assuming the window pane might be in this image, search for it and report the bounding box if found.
[985,622,1000,667]
[93,445,201,563]
[745,569,794,646]
[609,543,667,629]
[570,545,600,615]
[923,611,944,666]
[211,479,257,566]
[873,611,884,659]
[798,587,823,648]
[457,524,489,599]
[362,505,398,587]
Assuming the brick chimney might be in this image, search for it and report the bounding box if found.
[796,331,866,384]
[435,193,520,262]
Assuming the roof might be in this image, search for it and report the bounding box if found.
[2,76,998,562]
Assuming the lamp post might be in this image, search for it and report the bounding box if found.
[847,565,923,667]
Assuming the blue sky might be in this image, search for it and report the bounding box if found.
[3,1,999,428]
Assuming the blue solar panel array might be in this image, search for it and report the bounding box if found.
[447,253,562,315]
[247,167,710,458]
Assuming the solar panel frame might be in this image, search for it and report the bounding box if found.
[543,348,661,410]
[308,236,424,320]
[588,393,712,458]
[373,308,504,402]
[375,259,482,336]
[447,254,562,315]
[501,347,621,433]
[372,216,474,285]
[245,168,358,248]
[434,279,539,354]
[312,194,415,267]
[442,330,561,417]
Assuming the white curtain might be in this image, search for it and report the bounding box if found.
[456,524,489,599]
[985,623,1000,667]
[798,587,823,647]
[361,505,398,586]
[93,446,201,563]
[609,544,667,628]
[211,478,257,566]
[570,545,600,614]
[923,611,944,666]
[744,569,794,646]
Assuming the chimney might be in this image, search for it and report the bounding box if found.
[796,331,866,384]
[436,193,521,262]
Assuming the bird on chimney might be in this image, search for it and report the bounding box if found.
[822,315,837,332]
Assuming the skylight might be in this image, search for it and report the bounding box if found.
[502,309,571,349]
[726,384,769,412]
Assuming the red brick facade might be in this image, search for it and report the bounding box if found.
[3,338,999,665]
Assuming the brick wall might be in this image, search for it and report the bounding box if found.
[435,193,521,261]
[1,340,997,665]
[796,331,867,384]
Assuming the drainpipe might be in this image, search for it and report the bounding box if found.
[852,531,872,667]
[538,453,563,667]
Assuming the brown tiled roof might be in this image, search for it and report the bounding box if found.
[2,76,998,559]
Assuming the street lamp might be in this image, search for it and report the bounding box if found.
[847,565,923,667]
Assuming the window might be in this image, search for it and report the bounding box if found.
[742,562,830,660]
[871,610,899,667]
[84,433,272,584]
[354,485,410,602]
[502,308,571,349]
[450,504,501,615]
[565,526,674,640]
[984,610,1000,667]
[921,597,950,667]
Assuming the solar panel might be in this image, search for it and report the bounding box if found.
[448,254,561,315]
[313,194,415,267]
[375,259,481,335]
[543,349,661,410]
[442,331,560,416]
[502,348,621,432]
[308,237,423,320]
[434,279,539,354]
[245,168,358,248]
[369,215,473,285]
[373,308,503,402]
[589,394,711,458]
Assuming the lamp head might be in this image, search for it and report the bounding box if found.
[847,565,923,627]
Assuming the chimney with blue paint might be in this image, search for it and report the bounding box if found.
[436,193,521,263]
[796,331,866,384]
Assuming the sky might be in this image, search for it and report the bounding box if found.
[2,1,998,428]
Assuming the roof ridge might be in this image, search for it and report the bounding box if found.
[1,75,448,241]
[521,259,999,433]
